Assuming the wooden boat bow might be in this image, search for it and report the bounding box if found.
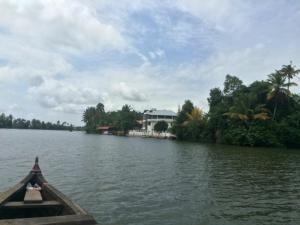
[0,157,99,225]
[31,157,41,173]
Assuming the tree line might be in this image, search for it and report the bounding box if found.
[172,63,300,148]
[0,113,75,131]
[82,63,299,148]
[82,103,142,134]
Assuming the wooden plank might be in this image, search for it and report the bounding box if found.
[3,201,61,209]
[24,189,43,203]
[0,214,97,225]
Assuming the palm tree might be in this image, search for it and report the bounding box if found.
[279,62,299,90]
[184,107,204,125]
[224,94,270,123]
[267,72,292,120]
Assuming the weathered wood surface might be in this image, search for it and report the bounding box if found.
[0,183,23,204]
[0,158,99,225]
[44,184,88,215]
[24,189,43,203]
[0,215,97,225]
[3,201,61,209]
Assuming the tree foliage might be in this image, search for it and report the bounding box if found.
[154,121,168,133]
[0,113,74,131]
[171,63,300,148]
[223,74,244,95]
[82,103,142,134]
[172,102,207,141]
[279,62,300,90]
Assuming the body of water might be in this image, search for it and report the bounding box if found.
[0,129,299,225]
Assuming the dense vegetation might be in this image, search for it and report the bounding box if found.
[172,63,300,148]
[0,113,75,131]
[82,103,142,134]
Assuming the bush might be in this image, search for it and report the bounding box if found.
[221,121,280,147]
[247,122,281,147]
[154,121,168,133]
[277,112,300,148]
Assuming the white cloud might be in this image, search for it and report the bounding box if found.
[0,0,126,53]
[0,0,300,125]
[29,76,45,87]
[28,79,102,113]
[148,49,165,59]
[112,82,147,102]
[173,0,249,32]
[0,0,128,86]
[0,66,18,83]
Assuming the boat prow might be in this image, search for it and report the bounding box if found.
[0,157,98,225]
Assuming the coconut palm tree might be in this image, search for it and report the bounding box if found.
[184,107,204,125]
[279,62,299,90]
[267,71,292,120]
[224,94,270,123]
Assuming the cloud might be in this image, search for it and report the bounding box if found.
[0,0,126,53]
[0,103,22,116]
[149,49,165,59]
[0,0,129,85]
[28,79,102,113]
[29,76,45,87]
[0,0,300,125]
[173,0,249,32]
[112,82,147,102]
[0,66,17,83]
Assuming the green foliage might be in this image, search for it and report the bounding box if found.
[177,100,194,124]
[82,103,141,134]
[154,121,168,133]
[223,74,244,95]
[0,113,74,130]
[118,105,140,134]
[208,88,223,109]
[222,121,280,147]
[172,100,194,140]
[172,102,207,141]
[82,107,98,133]
[267,71,292,120]
[171,63,300,148]
[277,112,300,148]
[279,62,300,90]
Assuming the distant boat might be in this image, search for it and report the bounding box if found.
[0,157,98,225]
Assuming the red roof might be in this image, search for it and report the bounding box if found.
[96,126,114,130]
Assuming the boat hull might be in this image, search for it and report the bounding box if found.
[0,157,98,225]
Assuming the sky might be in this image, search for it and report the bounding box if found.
[0,0,300,125]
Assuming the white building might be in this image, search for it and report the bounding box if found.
[142,109,177,132]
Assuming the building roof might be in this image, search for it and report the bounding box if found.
[144,109,177,116]
[96,126,114,130]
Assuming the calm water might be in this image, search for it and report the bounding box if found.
[0,129,299,225]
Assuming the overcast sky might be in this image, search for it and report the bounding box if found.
[0,0,300,125]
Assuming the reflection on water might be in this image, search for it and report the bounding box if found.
[0,129,299,225]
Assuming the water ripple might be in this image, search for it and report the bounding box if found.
[0,129,300,225]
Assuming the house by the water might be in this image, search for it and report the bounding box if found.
[142,109,177,132]
[129,108,177,138]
